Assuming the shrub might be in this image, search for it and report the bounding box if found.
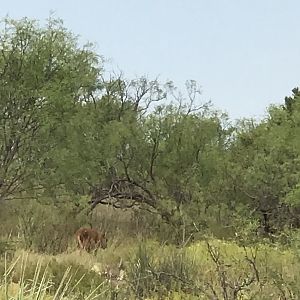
[16,199,89,254]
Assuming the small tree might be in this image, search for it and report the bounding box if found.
[0,17,101,201]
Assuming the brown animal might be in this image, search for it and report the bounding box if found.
[75,227,108,253]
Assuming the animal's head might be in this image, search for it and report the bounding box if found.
[99,231,108,249]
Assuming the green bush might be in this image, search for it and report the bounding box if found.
[126,243,157,298]
[16,199,89,254]
[126,243,202,299]
[155,248,200,295]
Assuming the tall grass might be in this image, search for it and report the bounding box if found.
[0,253,110,300]
[2,200,300,299]
[1,239,300,299]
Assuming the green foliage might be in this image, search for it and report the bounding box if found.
[1,236,300,299]
[127,243,156,298]
[15,199,89,254]
[4,13,300,300]
[126,242,199,298]
[0,16,101,201]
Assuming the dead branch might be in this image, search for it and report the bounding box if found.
[88,178,157,210]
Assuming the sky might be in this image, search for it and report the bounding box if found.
[2,0,300,120]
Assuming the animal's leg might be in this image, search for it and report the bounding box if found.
[83,240,89,252]
[94,240,101,255]
[77,235,85,252]
[85,238,92,253]
[92,245,98,256]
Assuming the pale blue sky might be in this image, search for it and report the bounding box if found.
[2,0,300,120]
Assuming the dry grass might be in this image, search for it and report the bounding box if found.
[1,235,300,299]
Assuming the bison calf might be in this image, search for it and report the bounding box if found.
[76,227,108,253]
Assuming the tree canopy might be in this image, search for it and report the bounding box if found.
[1,16,300,238]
